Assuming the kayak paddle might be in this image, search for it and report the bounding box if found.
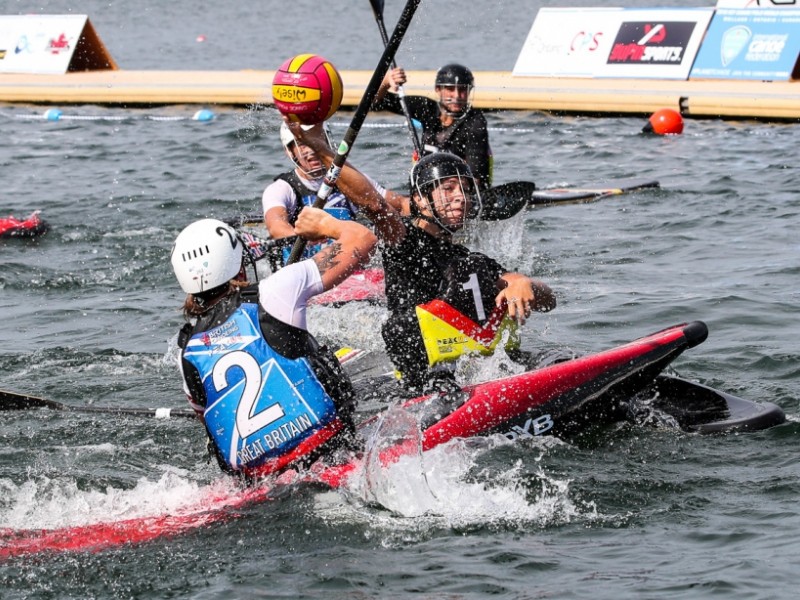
[0,389,196,419]
[368,0,423,158]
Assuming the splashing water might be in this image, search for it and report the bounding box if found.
[0,467,237,531]
[328,428,594,540]
[357,403,438,516]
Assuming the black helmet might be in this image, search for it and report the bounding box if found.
[410,152,482,232]
[411,152,473,195]
[435,63,474,88]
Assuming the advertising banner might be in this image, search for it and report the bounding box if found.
[0,14,116,74]
[513,8,714,79]
[690,8,800,80]
[513,8,624,78]
[716,1,798,8]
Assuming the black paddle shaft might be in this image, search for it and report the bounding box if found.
[286,0,422,265]
[0,389,196,419]
[368,0,423,156]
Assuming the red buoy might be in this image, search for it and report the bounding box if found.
[643,108,684,135]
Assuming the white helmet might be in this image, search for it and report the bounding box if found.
[170,219,243,294]
[279,121,335,178]
[279,121,334,150]
[279,120,300,150]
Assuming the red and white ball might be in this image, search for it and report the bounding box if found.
[272,54,343,125]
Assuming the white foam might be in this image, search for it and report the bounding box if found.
[0,466,238,530]
[317,433,595,543]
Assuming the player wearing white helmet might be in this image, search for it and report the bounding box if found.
[171,210,376,480]
[261,121,406,270]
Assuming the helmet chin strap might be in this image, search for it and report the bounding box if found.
[438,101,470,121]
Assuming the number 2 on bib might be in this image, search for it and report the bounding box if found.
[212,350,285,438]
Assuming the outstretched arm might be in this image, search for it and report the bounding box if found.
[496,273,556,324]
[294,206,377,292]
[287,120,406,246]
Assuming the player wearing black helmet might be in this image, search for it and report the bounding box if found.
[408,151,483,234]
[433,63,475,117]
[373,62,493,192]
[288,120,556,395]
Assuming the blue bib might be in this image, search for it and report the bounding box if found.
[282,190,355,264]
[182,302,336,472]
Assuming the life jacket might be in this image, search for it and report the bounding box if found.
[414,254,519,367]
[419,108,493,191]
[178,286,354,478]
[269,171,357,268]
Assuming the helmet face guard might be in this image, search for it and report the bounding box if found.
[410,152,482,234]
[434,63,475,117]
[279,122,334,178]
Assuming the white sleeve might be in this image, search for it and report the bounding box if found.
[258,259,323,330]
[262,179,298,215]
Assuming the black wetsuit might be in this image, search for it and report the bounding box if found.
[381,219,505,394]
[373,94,492,191]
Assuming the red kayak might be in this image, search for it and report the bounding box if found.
[309,268,385,306]
[0,211,49,238]
[0,321,784,560]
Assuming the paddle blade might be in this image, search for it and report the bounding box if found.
[479,181,535,221]
[369,0,386,18]
[0,389,63,411]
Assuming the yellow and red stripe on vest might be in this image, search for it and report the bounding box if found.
[415,299,519,367]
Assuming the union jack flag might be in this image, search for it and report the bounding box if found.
[238,231,269,260]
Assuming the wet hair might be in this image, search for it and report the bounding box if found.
[181,280,250,318]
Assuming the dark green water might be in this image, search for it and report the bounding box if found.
[2,0,799,598]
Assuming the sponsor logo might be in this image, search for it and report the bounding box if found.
[15,35,30,54]
[503,414,554,440]
[273,85,309,103]
[745,34,788,63]
[608,21,696,65]
[200,319,241,350]
[438,336,468,346]
[48,33,71,55]
[721,26,752,66]
[570,31,604,53]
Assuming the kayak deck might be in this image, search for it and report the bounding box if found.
[530,178,660,206]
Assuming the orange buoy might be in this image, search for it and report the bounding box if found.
[643,108,684,135]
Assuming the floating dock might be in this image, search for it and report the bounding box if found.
[1,69,798,120]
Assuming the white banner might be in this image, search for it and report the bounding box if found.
[513,8,714,80]
[513,8,624,78]
[1,15,90,74]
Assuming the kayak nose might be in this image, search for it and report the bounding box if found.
[683,321,709,348]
